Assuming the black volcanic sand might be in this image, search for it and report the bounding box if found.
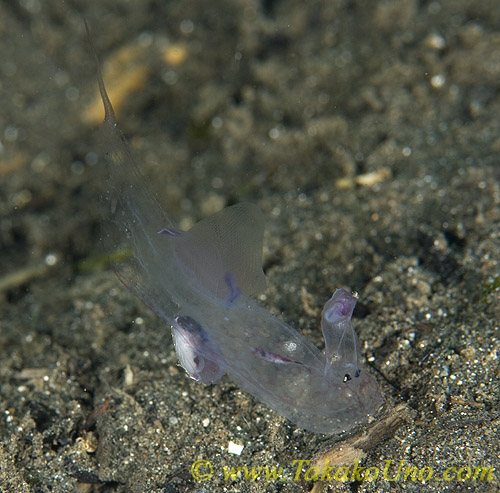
[0,1,498,491]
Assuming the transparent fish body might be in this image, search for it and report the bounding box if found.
[86,22,383,433]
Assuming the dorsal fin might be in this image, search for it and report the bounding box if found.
[173,203,266,299]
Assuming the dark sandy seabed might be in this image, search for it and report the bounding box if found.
[0,1,499,492]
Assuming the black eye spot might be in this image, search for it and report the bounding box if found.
[343,374,352,382]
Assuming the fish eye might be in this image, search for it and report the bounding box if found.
[343,373,352,382]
